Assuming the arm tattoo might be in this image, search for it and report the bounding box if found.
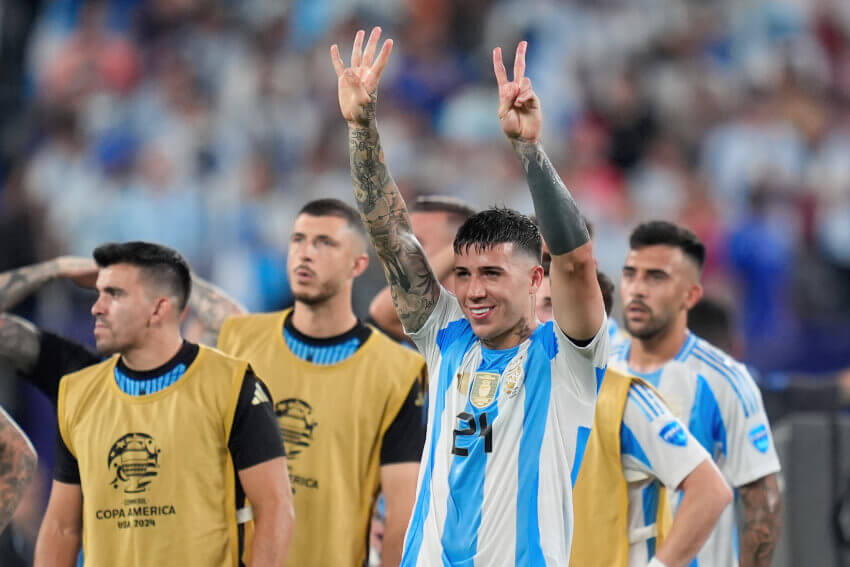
[0,314,41,374]
[511,139,589,255]
[0,406,37,532]
[348,109,440,334]
[188,276,247,346]
[0,262,57,313]
[738,473,782,567]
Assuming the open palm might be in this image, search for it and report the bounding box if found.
[331,28,394,126]
[493,42,542,143]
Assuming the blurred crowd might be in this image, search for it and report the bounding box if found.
[0,0,848,369]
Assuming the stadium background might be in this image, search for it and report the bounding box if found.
[0,0,849,565]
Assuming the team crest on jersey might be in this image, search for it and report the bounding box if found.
[108,433,161,494]
[502,352,527,399]
[276,398,317,459]
[469,372,500,408]
[659,421,687,447]
[749,424,769,453]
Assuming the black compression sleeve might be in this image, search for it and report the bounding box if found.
[25,332,99,405]
[53,426,81,484]
[228,370,286,470]
[381,375,426,465]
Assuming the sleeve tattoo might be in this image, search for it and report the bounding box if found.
[188,275,247,345]
[738,473,782,567]
[0,314,41,374]
[0,262,57,313]
[0,406,37,532]
[348,108,440,334]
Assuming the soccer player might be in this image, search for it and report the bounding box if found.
[537,267,732,567]
[196,199,426,567]
[369,195,475,341]
[0,406,37,532]
[332,28,607,564]
[33,242,293,567]
[610,221,782,567]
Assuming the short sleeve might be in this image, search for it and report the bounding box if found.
[228,370,287,470]
[380,378,427,465]
[551,311,609,402]
[716,364,781,487]
[406,286,466,367]
[620,383,709,490]
[25,331,99,405]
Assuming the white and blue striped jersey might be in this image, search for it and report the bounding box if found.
[621,381,710,566]
[402,287,608,566]
[610,333,781,567]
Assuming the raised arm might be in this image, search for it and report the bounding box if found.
[493,43,604,340]
[738,473,782,567]
[187,274,247,346]
[0,406,37,532]
[0,257,97,312]
[331,28,441,334]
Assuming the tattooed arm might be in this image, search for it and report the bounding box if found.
[188,275,247,346]
[493,43,602,340]
[0,313,41,374]
[331,28,440,333]
[0,406,37,532]
[0,257,96,313]
[738,473,782,567]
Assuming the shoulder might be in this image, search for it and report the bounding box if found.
[219,310,287,349]
[683,336,762,415]
[367,327,425,367]
[61,355,116,385]
[222,310,285,334]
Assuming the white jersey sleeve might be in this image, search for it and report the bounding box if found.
[713,360,781,486]
[552,312,610,403]
[406,287,465,370]
[620,383,709,489]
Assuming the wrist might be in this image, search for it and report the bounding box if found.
[647,558,668,567]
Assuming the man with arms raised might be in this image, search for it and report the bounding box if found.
[610,221,782,567]
[332,29,607,564]
[33,242,294,567]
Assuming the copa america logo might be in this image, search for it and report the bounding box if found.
[108,433,161,494]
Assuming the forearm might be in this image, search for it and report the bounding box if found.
[0,260,59,312]
[348,114,440,333]
[739,474,782,567]
[188,275,246,345]
[510,139,589,256]
[656,460,732,567]
[33,526,81,567]
[0,313,41,373]
[369,288,406,341]
[380,513,406,567]
[0,408,37,531]
[249,501,295,566]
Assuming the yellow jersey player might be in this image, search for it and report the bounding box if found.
[194,199,427,567]
[33,242,294,567]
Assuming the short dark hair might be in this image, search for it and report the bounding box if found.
[629,221,706,269]
[687,298,734,353]
[597,271,615,316]
[453,208,542,262]
[93,242,192,311]
[412,195,476,226]
[297,198,366,239]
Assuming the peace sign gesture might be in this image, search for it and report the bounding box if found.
[331,27,394,127]
[493,42,542,143]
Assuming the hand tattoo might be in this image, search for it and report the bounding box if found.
[739,473,782,567]
[0,407,37,532]
[348,116,440,334]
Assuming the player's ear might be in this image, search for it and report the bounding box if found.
[684,282,703,310]
[529,264,544,295]
[351,253,370,278]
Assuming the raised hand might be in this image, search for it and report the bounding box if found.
[330,27,394,127]
[54,256,98,288]
[493,42,542,143]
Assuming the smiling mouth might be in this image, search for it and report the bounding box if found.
[468,306,494,319]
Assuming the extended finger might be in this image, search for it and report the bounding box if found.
[330,44,345,77]
[363,27,382,67]
[513,41,527,82]
[493,47,509,86]
[367,38,394,89]
[351,29,365,68]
